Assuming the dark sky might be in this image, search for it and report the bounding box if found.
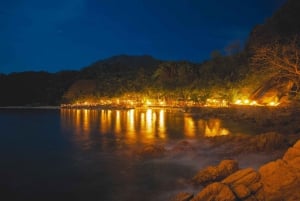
[0,0,286,73]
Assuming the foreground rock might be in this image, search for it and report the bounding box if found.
[192,160,239,186]
[258,140,300,200]
[170,139,300,201]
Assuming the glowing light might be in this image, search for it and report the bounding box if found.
[204,119,230,137]
[184,116,196,137]
[145,109,154,138]
[243,99,250,104]
[115,110,121,134]
[146,100,152,106]
[158,110,166,139]
[268,101,279,106]
[235,99,242,104]
[205,98,228,107]
[159,101,166,105]
[250,101,257,105]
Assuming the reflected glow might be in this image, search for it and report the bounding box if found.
[145,109,154,139]
[204,119,229,137]
[83,109,90,133]
[184,116,195,137]
[158,110,166,139]
[268,101,280,106]
[115,110,121,134]
[100,110,112,133]
[126,109,136,143]
[61,109,232,149]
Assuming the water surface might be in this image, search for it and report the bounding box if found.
[0,108,252,201]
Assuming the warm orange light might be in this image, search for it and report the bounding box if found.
[235,99,242,104]
[250,100,257,105]
[243,99,250,104]
[268,101,279,106]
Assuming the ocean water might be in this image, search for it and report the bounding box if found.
[0,108,252,201]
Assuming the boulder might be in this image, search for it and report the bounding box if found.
[283,140,300,161]
[222,168,262,200]
[191,182,236,201]
[222,168,261,188]
[259,140,300,201]
[171,140,300,201]
[192,160,239,186]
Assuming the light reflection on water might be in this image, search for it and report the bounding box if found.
[61,109,230,148]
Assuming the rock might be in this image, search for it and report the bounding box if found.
[249,132,287,152]
[256,139,300,200]
[171,140,195,153]
[136,144,166,158]
[259,158,300,200]
[283,146,300,161]
[222,168,262,200]
[293,140,300,149]
[169,192,193,201]
[231,184,250,199]
[172,140,300,201]
[222,168,261,188]
[191,182,236,201]
[283,140,300,161]
[192,160,239,186]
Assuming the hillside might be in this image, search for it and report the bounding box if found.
[1,0,299,106]
[247,0,300,48]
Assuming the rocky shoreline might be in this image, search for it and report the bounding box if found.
[170,139,300,201]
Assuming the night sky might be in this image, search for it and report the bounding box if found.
[0,0,286,74]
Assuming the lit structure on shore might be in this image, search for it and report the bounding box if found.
[61,95,281,109]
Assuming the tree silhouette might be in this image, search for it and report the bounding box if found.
[251,37,300,92]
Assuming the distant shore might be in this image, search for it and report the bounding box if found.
[0,106,60,109]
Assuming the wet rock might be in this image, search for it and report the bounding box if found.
[169,192,193,201]
[192,160,239,186]
[171,140,195,153]
[250,132,288,151]
[136,144,166,158]
[191,182,236,201]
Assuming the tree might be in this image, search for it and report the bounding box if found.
[251,37,300,92]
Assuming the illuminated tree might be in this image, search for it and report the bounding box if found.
[251,37,300,92]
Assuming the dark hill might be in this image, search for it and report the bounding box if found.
[247,0,300,48]
[80,55,161,79]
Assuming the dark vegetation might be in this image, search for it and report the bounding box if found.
[0,0,299,106]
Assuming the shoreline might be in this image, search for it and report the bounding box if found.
[0,106,60,110]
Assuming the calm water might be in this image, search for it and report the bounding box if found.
[0,108,251,201]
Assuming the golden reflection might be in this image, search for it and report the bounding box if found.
[60,109,92,149]
[61,109,232,150]
[100,110,112,133]
[184,116,196,137]
[126,109,136,143]
[204,119,229,137]
[82,109,90,133]
[115,110,121,134]
[158,110,166,139]
[145,109,154,140]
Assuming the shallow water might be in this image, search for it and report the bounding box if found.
[0,108,259,201]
